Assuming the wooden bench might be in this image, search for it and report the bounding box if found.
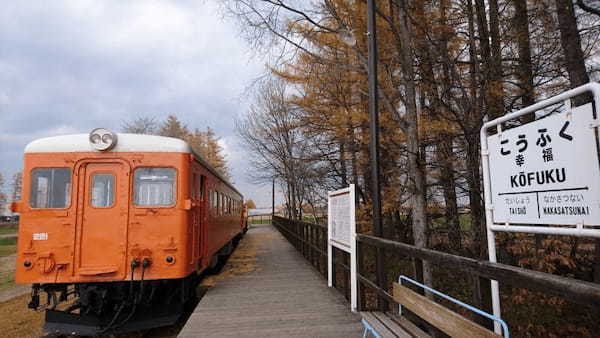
[360,279,506,338]
[360,311,428,338]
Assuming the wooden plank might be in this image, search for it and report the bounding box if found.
[393,283,500,338]
[360,312,397,338]
[358,233,600,308]
[372,312,429,338]
[179,224,363,337]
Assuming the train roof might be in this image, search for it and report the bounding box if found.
[25,133,192,154]
[24,133,242,198]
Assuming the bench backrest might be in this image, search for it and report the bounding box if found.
[393,283,501,338]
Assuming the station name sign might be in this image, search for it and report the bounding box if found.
[487,103,600,225]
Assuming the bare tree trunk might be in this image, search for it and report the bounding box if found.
[467,0,480,113]
[438,0,461,252]
[488,0,504,115]
[555,0,591,105]
[474,0,503,119]
[554,0,597,280]
[339,141,348,186]
[398,0,432,288]
[512,0,535,112]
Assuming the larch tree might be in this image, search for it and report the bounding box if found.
[158,115,190,139]
[122,115,232,180]
[245,199,257,209]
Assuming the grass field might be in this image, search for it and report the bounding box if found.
[0,238,17,294]
[248,216,272,225]
[0,238,17,258]
[431,214,472,231]
[0,226,18,236]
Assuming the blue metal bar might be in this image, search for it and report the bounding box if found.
[361,318,382,338]
[399,275,510,338]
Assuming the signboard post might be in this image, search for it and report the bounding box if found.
[481,82,600,334]
[327,184,357,312]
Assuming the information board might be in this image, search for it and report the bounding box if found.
[487,102,600,225]
[327,184,357,312]
[329,191,352,248]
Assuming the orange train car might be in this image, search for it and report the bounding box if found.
[11,128,247,335]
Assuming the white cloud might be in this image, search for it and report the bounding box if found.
[0,1,271,204]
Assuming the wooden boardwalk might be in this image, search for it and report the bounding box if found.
[178,223,364,338]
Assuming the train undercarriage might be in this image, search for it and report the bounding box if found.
[30,272,199,336]
[29,234,244,336]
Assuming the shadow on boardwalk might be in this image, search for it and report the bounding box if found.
[179,223,363,338]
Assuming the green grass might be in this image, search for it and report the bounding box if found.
[0,237,17,258]
[0,237,17,246]
[249,218,271,225]
[0,246,16,258]
[0,227,17,236]
[431,214,472,231]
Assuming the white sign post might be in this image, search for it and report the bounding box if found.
[481,82,600,334]
[327,184,357,312]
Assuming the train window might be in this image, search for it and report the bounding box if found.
[192,174,197,200]
[214,192,218,213]
[29,168,71,209]
[91,173,115,208]
[219,193,223,215]
[199,176,206,201]
[133,168,176,207]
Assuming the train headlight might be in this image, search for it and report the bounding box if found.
[89,128,118,151]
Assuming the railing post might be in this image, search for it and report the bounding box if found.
[357,240,365,311]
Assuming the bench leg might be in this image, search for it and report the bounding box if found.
[361,319,382,338]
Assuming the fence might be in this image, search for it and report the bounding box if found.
[272,215,600,330]
[246,214,272,225]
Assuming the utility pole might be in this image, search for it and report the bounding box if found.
[367,0,387,311]
[272,178,275,216]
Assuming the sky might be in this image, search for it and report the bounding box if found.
[0,1,280,208]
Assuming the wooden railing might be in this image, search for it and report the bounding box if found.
[272,216,600,329]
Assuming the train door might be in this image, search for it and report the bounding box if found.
[191,173,199,265]
[198,175,206,265]
[74,161,129,279]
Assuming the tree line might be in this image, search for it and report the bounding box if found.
[122,115,231,180]
[225,0,599,335]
